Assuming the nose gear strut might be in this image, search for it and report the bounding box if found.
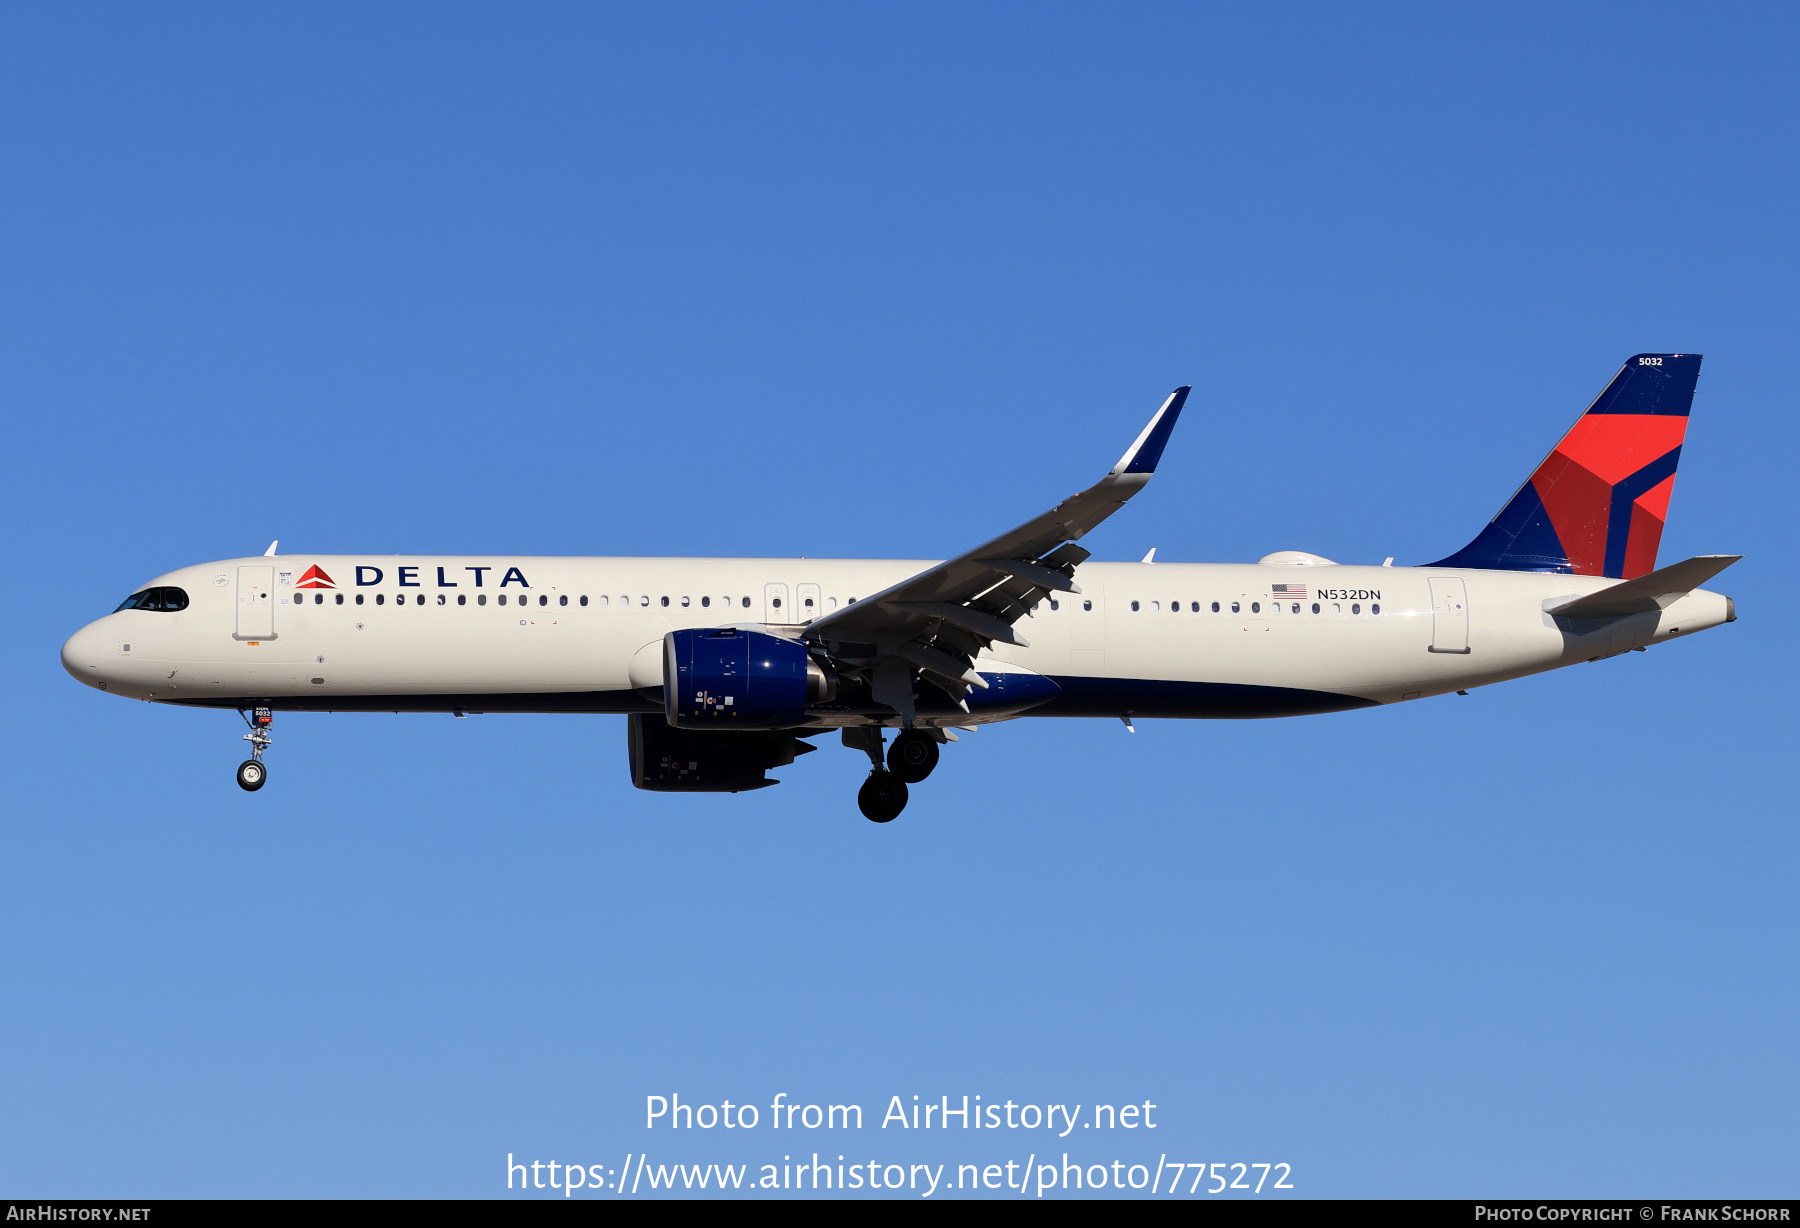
[236,706,272,792]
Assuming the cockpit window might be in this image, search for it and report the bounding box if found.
[114,586,189,612]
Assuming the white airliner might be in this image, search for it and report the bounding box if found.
[62,354,1736,821]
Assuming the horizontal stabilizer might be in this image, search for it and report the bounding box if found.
[1548,554,1740,620]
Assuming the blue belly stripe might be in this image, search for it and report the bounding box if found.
[173,677,1375,720]
[1039,675,1376,719]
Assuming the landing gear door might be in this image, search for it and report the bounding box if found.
[236,565,276,640]
[1427,576,1469,654]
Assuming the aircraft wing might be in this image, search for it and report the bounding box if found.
[803,386,1191,721]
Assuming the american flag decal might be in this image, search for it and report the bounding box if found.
[1271,583,1308,599]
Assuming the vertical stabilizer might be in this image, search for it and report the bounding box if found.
[1428,354,1701,578]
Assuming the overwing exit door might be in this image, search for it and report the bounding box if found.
[236,565,275,640]
[1427,577,1469,654]
[1071,588,1105,644]
[764,583,790,625]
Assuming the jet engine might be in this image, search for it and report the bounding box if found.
[627,714,814,793]
[662,627,834,729]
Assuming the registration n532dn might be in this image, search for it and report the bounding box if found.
[62,354,1737,821]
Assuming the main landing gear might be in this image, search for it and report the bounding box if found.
[237,707,272,792]
[887,729,940,783]
[845,727,943,822]
[857,771,908,824]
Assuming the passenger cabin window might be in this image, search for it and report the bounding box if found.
[1130,601,1140,612]
[114,587,190,612]
[1311,603,1320,614]
[335,593,344,605]
[1231,601,1240,613]
[1372,603,1381,615]
[478,594,487,606]
[497,595,506,606]
[1351,603,1361,615]
[356,593,365,605]
[1211,601,1219,612]
[416,594,425,605]
[376,594,386,606]
[700,596,710,608]
[561,595,569,606]
[1190,602,1199,612]
[741,597,751,608]
[458,594,467,606]
[437,594,446,605]
[1251,602,1260,613]
[1083,600,1092,611]
[540,595,549,606]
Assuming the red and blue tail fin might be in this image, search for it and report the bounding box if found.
[1428,353,1702,578]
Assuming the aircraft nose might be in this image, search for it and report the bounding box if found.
[61,623,99,683]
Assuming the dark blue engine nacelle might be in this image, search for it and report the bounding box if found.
[628,715,813,792]
[664,627,810,729]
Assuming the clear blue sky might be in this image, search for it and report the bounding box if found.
[1,3,1794,1199]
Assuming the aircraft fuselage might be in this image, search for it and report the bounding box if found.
[61,553,1734,720]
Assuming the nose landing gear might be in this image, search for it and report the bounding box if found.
[237,707,272,792]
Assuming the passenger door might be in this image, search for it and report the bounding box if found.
[236,565,275,640]
[1427,577,1469,654]
[796,582,822,624]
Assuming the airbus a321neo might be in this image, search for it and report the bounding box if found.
[62,354,1737,821]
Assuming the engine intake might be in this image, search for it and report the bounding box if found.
[664,627,817,729]
[628,714,813,792]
